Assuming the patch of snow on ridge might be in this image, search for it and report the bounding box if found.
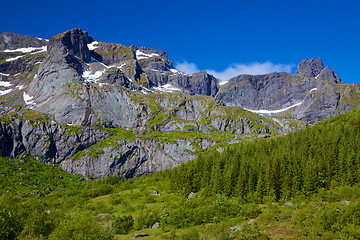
[136,50,159,60]
[310,88,318,92]
[30,46,47,54]
[0,89,12,96]
[0,73,10,77]
[6,55,25,62]
[16,85,24,90]
[153,83,182,93]
[37,37,49,41]
[5,46,47,62]
[169,68,187,75]
[87,41,99,50]
[23,92,34,105]
[219,80,229,86]
[244,102,303,115]
[0,81,12,87]
[2,46,46,53]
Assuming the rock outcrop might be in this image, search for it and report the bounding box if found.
[0,117,109,163]
[296,58,324,77]
[48,28,92,63]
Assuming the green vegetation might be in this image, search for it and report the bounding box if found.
[2,110,360,239]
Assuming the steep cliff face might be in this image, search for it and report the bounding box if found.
[216,58,351,124]
[0,114,109,163]
[0,28,360,178]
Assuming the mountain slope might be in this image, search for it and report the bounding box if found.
[0,28,359,178]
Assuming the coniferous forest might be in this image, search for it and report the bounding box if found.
[171,109,360,201]
[2,110,360,239]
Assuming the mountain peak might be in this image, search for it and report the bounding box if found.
[296,58,324,77]
[0,32,47,51]
[49,28,92,62]
[318,66,342,83]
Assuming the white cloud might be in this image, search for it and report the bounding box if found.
[174,61,200,74]
[174,61,295,82]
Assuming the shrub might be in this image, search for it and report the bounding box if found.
[112,215,134,234]
[48,214,113,240]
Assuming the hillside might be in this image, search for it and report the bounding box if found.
[2,109,360,239]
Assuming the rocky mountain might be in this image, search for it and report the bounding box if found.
[0,28,359,178]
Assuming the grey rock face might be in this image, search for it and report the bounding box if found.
[318,66,342,83]
[217,72,309,109]
[48,28,91,63]
[296,58,324,77]
[0,32,48,51]
[60,137,198,178]
[132,45,172,66]
[181,71,218,97]
[100,68,139,90]
[147,71,219,97]
[216,71,344,124]
[0,119,109,163]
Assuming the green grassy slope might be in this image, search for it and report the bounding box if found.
[2,110,360,239]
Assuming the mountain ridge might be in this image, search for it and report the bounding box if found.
[0,28,359,178]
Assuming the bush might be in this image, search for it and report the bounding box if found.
[136,209,160,229]
[112,215,134,234]
[48,214,113,240]
[0,208,20,240]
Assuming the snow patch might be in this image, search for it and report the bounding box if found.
[117,63,126,69]
[6,55,24,62]
[153,83,182,93]
[87,41,99,51]
[0,81,12,87]
[219,80,229,86]
[82,68,107,86]
[23,92,35,105]
[136,50,159,60]
[16,85,24,90]
[0,89,12,96]
[37,37,49,42]
[244,102,302,115]
[0,73,10,77]
[35,62,42,65]
[30,46,47,54]
[310,88,318,92]
[3,46,44,53]
[4,46,47,62]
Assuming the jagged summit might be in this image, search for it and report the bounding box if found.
[296,57,341,83]
[296,58,324,77]
[49,28,92,63]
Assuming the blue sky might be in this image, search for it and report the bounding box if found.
[2,0,360,83]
